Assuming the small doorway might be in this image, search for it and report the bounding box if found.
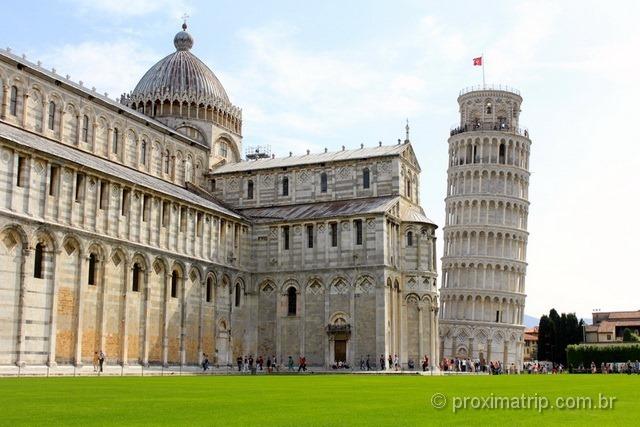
[334,340,347,363]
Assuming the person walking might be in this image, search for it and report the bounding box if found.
[236,356,243,372]
[266,356,272,374]
[388,355,393,371]
[379,354,385,371]
[93,351,99,373]
[366,355,371,371]
[288,356,294,372]
[98,350,105,373]
[298,355,307,372]
[202,353,209,371]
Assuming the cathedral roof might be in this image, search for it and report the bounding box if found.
[239,196,399,222]
[129,24,232,109]
[0,123,242,220]
[211,143,412,174]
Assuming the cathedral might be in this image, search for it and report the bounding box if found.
[0,24,439,369]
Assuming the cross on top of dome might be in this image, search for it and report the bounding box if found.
[174,14,193,51]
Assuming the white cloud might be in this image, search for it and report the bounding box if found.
[38,41,158,99]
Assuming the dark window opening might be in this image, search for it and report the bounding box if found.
[499,144,506,164]
[363,168,370,189]
[132,263,141,292]
[49,165,59,196]
[235,283,241,307]
[140,140,147,166]
[33,243,44,279]
[307,225,314,248]
[495,310,500,322]
[206,278,213,303]
[81,114,89,142]
[171,271,178,298]
[88,253,97,285]
[282,176,289,196]
[320,172,328,193]
[330,223,338,247]
[247,180,254,199]
[355,219,363,245]
[9,86,18,116]
[99,182,108,210]
[197,212,203,237]
[16,156,27,187]
[287,287,297,316]
[407,231,413,247]
[283,226,290,250]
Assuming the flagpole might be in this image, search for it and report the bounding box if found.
[482,52,485,88]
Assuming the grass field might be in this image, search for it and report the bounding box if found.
[0,374,637,426]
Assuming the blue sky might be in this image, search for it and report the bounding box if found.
[3,0,639,321]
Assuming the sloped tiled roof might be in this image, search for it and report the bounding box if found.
[211,144,410,174]
[239,196,399,223]
[0,123,242,219]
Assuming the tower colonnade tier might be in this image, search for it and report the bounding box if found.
[439,87,531,369]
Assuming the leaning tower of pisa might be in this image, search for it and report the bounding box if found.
[439,85,531,369]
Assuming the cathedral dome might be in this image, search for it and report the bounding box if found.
[129,24,230,106]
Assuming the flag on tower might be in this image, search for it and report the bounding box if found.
[473,56,483,66]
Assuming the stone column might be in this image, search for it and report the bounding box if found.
[417,303,424,360]
[142,268,151,366]
[162,272,170,367]
[120,260,130,366]
[15,248,30,367]
[106,127,113,158]
[74,251,87,366]
[299,282,306,359]
[179,273,186,366]
[47,249,62,367]
[91,121,97,153]
[99,255,108,353]
[197,279,204,365]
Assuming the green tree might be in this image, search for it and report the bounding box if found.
[538,309,584,364]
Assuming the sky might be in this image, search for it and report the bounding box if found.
[2,0,639,322]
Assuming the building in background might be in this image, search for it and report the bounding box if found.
[523,326,538,361]
[0,24,438,370]
[584,310,640,343]
[439,86,532,368]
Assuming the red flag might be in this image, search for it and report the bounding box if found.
[473,56,482,66]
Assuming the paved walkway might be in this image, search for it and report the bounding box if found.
[0,364,449,377]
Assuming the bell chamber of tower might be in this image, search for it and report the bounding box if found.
[439,85,532,370]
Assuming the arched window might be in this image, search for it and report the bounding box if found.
[164,150,170,174]
[320,172,328,193]
[171,271,178,298]
[234,283,241,307]
[132,263,141,292]
[406,178,412,198]
[88,253,97,285]
[362,168,370,189]
[206,277,213,303]
[247,180,254,199]
[185,158,193,183]
[407,231,414,247]
[287,287,297,316]
[81,115,89,142]
[112,128,119,155]
[9,86,18,116]
[33,243,44,278]
[486,102,492,114]
[218,141,228,158]
[499,143,506,164]
[282,176,289,196]
[140,140,147,166]
[48,101,56,130]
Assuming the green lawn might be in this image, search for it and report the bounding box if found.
[0,374,637,426]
